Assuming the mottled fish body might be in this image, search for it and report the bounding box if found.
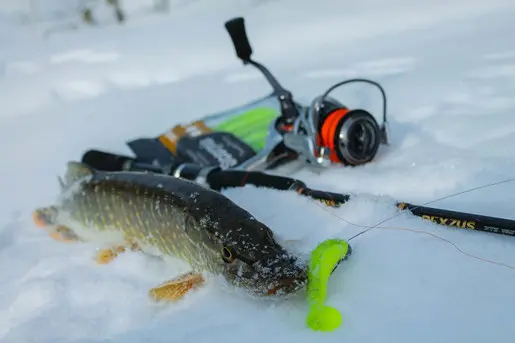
[34,162,307,298]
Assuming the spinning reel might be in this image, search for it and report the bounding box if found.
[224,17,389,169]
[81,17,390,177]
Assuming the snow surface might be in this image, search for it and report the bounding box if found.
[2,0,515,342]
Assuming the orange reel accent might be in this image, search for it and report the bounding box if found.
[317,108,350,163]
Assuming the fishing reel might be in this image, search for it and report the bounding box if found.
[283,79,388,167]
[81,17,389,177]
[225,17,389,169]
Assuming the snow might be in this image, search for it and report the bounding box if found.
[2,0,515,342]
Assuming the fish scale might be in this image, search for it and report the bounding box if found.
[38,161,308,297]
[62,174,224,271]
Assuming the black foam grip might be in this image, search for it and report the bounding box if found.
[81,150,134,172]
[206,170,306,192]
[225,17,252,61]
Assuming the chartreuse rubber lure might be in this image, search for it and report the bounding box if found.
[306,238,351,332]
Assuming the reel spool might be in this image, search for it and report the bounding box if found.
[313,79,388,166]
[317,107,380,165]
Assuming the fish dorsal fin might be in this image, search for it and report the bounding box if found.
[63,161,95,186]
[57,175,65,190]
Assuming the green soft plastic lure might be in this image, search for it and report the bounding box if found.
[306,238,351,332]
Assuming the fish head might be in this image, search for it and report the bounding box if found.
[217,220,308,297]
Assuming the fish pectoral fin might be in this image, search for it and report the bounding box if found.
[33,208,81,243]
[32,206,59,228]
[95,244,128,264]
[148,271,205,302]
[49,226,80,243]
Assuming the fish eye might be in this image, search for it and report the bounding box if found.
[222,247,234,263]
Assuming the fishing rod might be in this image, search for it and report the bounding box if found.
[82,149,515,238]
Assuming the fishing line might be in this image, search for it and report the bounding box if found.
[309,177,515,270]
[350,177,515,240]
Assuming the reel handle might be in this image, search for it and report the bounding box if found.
[224,17,252,62]
[224,16,299,123]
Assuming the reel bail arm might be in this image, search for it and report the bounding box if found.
[318,78,389,146]
[287,78,390,168]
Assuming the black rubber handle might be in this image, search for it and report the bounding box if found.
[82,150,133,172]
[224,17,253,62]
[206,170,306,192]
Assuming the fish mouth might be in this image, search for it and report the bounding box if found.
[265,276,306,296]
[224,256,308,296]
[257,258,308,297]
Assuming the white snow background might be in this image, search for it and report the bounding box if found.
[1,0,515,342]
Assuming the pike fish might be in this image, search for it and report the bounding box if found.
[32,161,308,301]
